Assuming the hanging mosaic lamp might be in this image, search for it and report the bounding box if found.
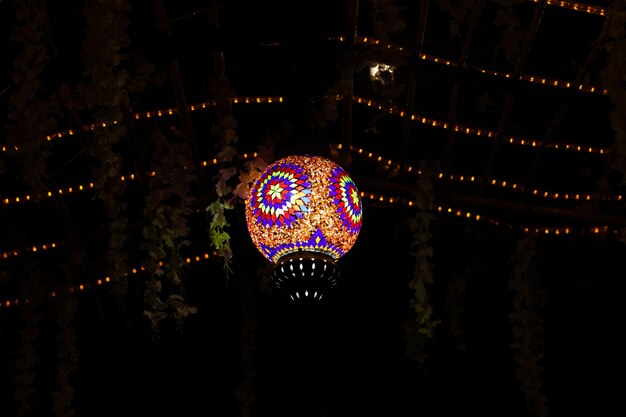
[245,154,363,301]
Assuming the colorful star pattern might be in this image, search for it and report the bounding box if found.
[329,166,363,235]
[246,154,362,263]
[249,162,311,227]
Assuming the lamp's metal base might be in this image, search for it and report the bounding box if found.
[271,252,340,301]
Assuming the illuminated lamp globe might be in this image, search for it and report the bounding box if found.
[245,154,363,302]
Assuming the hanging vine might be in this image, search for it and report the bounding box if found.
[309,85,342,130]
[7,0,59,200]
[207,153,267,276]
[8,8,66,412]
[142,128,198,334]
[436,0,476,38]
[508,233,548,417]
[14,262,45,417]
[602,1,626,185]
[207,73,239,276]
[78,0,132,300]
[50,249,84,417]
[492,0,526,64]
[206,71,268,277]
[404,161,441,367]
[312,48,357,168]
[235,277,257,417]
[445,268,469,351]
[369,0,407,42]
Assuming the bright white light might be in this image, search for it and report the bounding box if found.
[369,63,395,85]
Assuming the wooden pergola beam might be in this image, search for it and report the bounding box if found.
[445,0,486,174]
[399,0,430,175]
[481,0,548,187]
[152,0,209,196]
[340,0,360,169]
[525,20,608,186]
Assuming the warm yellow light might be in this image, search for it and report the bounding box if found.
[245,154,362,264]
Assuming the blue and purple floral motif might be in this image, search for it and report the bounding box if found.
[259,228,345,263]
[246,154,362,264]
[249,162,311,227]
[328,166,362,235]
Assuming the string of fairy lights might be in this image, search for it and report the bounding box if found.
[0,201,601,265]
[0,206,616,310]
[0,2,612,155]
[1,143,621,269]
[337,34,607,97]
[340,142,624,249]
[1,164,623,308]
[1,93,610,159]
[352,96,612,155]
[1,242,58,260]
[0,191,617,267]
[333,144,623,202]
[0,96,284,153]
[2,137,617,212]
[0,150,260,266]
[0,251,217,310]
[0,0,617,301]
[347,0,608,91]
[0,87,611,248]
[343,137,624,236]
[359,190,617,237]
[532,0,605,16]
[1,196,618,309]
[0,87,620,256]
[0,152,259,205]
[0,21,613,158]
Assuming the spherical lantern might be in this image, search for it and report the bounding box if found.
[245,154,363,301]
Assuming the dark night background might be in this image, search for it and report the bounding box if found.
[1,0,626,416]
